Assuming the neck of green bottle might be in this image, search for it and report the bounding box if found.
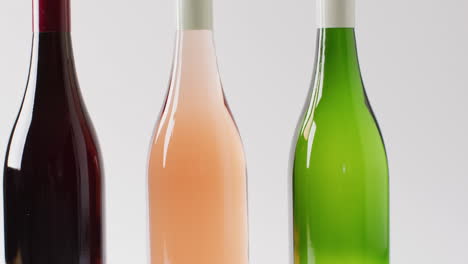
[314,28,365,101]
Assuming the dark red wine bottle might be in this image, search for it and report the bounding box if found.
[3,0,104,263]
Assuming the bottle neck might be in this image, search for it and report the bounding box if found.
[33,0,71,32]
[27,33,78,95]
[314,28,364,100]
[178,0,213,30]
[166,30,223,106]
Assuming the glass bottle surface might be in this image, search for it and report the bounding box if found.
[147,4,249,263]
[292,28,389,264]
[3,1,104,263]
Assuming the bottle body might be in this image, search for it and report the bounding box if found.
[292,28,389,264]
[3,32,104,264]
[147,30,249,264]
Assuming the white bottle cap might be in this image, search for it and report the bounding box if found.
[317,0,355,28]
[178,0,213,30]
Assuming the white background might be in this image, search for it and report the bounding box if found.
[1,0,467,263]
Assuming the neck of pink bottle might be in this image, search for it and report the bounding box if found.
[173,30,219,84]
[169,30,224,102]
[33,0,71,32]
[175,30,217,65]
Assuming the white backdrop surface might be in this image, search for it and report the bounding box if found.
[0,0,467,263]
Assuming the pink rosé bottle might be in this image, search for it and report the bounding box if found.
[147,0,249,264]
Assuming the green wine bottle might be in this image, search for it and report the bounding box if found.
[292,1,389,264]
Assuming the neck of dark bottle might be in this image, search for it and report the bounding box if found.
[314,28,365,100]
[24,1,80,116]
[33,0,71,32]
[31,0,75,76]
[26,33,78,101]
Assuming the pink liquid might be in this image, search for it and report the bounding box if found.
[148,30,249,264]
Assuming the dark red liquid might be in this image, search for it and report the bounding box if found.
[3,33,104,264]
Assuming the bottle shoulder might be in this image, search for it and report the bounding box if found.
[153,104,243,145]
[298,90,382,135]
[5,96,101,171]
[148,103,245,166]
[293,96,387,167]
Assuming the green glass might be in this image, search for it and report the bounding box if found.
[292,28,389,264]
